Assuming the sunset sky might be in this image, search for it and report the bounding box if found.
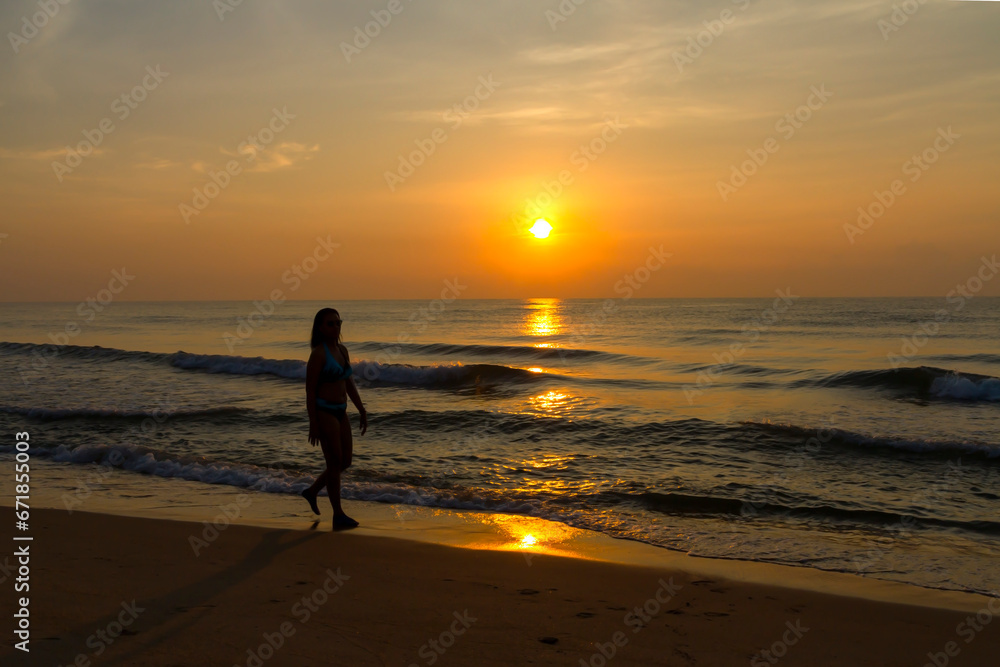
[1,0,998,300]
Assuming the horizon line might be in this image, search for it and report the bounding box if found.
[3,296,998,305]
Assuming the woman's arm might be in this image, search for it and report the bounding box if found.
[347,379,367,435]
[342,346,368,435]
[305,347,323,444]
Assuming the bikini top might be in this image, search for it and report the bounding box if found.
[319,343,353,384]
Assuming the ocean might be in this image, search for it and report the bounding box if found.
[1,298,997,595]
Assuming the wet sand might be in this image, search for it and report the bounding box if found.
[2,503,998,666]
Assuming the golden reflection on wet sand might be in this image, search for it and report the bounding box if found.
[467,512,594,559]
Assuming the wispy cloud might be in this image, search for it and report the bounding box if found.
[0,147,103,161]
[134,158,179,170]
[224,142,320,172]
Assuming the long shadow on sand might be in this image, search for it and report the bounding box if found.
[30,525,326,666]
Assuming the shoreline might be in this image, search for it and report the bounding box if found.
[5,461,996,613]
[3,506,999,666]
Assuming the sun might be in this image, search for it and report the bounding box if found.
[529,219,552,239]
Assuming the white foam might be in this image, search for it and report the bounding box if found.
[1,442,557,517]
[744,422,1000,458]
[38,442,315,492]
[0,405,244,419]
[170,352,479,385]
[930,374,1000,401]
[171,353,306,379]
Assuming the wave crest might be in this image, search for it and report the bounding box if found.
[809,366,1000,402]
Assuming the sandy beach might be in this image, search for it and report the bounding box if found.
[3,501,998,667]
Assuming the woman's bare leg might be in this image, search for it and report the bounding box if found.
[308,412,352,489]
[307,412,351,492]
[313,412,344,514]
[340,413,353,471]
[304,413,358,525]
[309,470,328,495]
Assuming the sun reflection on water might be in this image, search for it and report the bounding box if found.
[522,298,565,343]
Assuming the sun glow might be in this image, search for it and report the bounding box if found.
[529,219,552,238]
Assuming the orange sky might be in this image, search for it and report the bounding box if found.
[1,0,998,300]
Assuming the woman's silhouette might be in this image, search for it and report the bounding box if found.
[301,307,367,527]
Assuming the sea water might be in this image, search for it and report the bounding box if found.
[1,298,997,595]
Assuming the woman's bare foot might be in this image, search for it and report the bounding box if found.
[333,513,359,528]
[301,489,320,515]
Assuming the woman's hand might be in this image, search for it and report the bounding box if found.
[359,409,368,436]
[308,420,320,446]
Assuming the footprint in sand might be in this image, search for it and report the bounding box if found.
[673,647,697,664]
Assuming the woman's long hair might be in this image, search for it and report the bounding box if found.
[310,308,341,348]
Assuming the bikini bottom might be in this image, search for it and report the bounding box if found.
[316,398,347,420]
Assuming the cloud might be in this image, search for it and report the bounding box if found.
[0,146,103,160]
[134,158,179,170]
[233,142,320,173]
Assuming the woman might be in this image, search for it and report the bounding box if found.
[301,307,368,528]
